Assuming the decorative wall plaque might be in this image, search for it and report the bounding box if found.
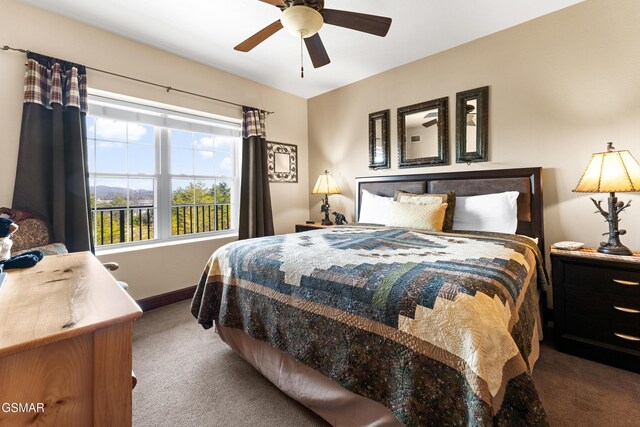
[267,141,298,183]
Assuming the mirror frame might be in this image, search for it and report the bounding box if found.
[267,141,298,183]
[456,86,489,164]
[397,97,449,168]
[368,109,390,170]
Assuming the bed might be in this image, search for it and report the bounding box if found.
[191,167,548,426]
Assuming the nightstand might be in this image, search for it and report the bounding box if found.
[295,223,335,232]
[551,247,640,373]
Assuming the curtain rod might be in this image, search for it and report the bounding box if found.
[1,45,274,115]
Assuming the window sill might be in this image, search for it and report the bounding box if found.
[96,231,238,256]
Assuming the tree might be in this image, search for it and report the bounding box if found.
[171,180,232,235]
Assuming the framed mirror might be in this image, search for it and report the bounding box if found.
[456,86,488,164]
[267,141,298,183]
[368,109,390,170]
[397,97,449,168]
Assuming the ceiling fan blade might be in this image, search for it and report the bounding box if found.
[422,119,438,128]
[424,112,438,119]
[304,33,331,68]
[234,20,283,52]
[322,9,392,37]
[259,0,286,6]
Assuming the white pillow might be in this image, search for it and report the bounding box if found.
[358,190,392,224]
[385,202,448,231]
[452,191,519,234]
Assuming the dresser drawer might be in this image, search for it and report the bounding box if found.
[563,262,640,297]
[565,285,640,335]
[565,311,640,352]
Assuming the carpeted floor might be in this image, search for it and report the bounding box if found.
[132,301,640,427]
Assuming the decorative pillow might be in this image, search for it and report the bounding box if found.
[385,201,448,231]
[395,190,456,231]
[452,191,519,234]
[358,190,393,224]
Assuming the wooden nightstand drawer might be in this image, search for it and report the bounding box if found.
[563,263,640,297]
[295,223,334,233]
[551,248,640,373]
[565,285,640,334]
[565,312,640,352]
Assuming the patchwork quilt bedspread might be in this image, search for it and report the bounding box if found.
[191,226,549,426]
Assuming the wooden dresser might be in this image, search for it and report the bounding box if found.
[0,252,143,426]
[551,247,640,373]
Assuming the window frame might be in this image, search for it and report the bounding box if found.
[87,93,241,251]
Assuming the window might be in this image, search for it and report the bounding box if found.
[169,130,235,236]
[87,95,240,248]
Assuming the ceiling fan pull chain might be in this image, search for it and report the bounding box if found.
[300,34,304,78]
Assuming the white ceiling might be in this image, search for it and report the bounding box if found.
[21,0,583,99]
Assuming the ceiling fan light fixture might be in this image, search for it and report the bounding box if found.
[466,115,476,126]
[281,5,324,38]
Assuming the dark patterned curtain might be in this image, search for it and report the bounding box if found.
[12,52,93,253]
[239,107,274,240]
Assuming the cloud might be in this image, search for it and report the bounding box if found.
[95,118,126,140]
[219,157,233,175]
[195,136,214,150]
[214,138,233,152]
[198,151,214,159]
[128,124,149,141]
[95,118,149,142]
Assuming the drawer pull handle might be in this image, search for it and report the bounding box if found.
[612,279,639,286]
[614,333,640,342]
[613,306,640,314]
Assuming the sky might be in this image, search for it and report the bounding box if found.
[86,116,236,199]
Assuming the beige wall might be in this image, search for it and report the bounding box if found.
[308,0,640,258]
[3,0,640,301]
[0,0,309,299]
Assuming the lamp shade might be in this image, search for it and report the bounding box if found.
[574,143,640,193]
[312,170,341,195]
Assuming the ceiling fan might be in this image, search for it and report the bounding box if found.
[422,111,438,128]
[235,0,392,76]
[421,105,476,128]
[465,104,476,126]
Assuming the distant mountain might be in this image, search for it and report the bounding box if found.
[95,185,153,201]
[95,185,126,198]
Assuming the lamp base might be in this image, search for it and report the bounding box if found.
[590,194,634,257]
[320,193,333,226]
[597,242,633,256]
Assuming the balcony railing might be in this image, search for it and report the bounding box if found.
[93,206,154,246]
[172,204,231,235]
[92,204,232,246]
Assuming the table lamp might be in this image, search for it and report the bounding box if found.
[312,170,341,225]
[573,142,640,255]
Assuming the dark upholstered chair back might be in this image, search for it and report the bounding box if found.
[0,208,53,251]
[0,207,68,256]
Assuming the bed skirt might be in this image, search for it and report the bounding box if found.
[216,322,403,427]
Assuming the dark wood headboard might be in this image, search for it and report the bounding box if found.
[355,167,545,257]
